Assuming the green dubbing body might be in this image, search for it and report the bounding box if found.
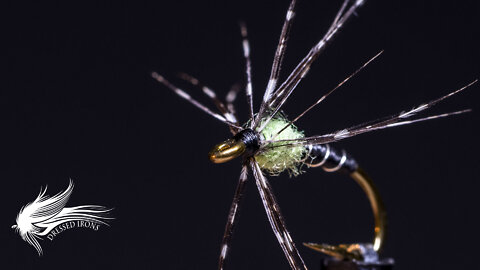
[255,115,306,176]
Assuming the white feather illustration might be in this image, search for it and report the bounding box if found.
[12,180,113,256]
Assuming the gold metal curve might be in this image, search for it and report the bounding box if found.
[208,139,246,163]
[350,167,386,253]
[304,167,387,261]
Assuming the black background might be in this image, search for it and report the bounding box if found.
[2,0,479,269]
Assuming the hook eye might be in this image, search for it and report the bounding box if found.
[208,139,246,163]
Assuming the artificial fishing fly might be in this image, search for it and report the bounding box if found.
[152,0,474,269]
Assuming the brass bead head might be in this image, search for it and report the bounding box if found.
[208,139,246,163]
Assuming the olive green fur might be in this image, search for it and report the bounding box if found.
[255,116,306,176]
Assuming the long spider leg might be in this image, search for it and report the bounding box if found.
[251,161,296,269]
[263,80,476,148]
[255,0,366,131]
[272,51,383,140]
[327,0,350,35]
[267,109,472,151]
[251,160,308,270]
[260,0,299,110]
[218,165,249,270]
[381,109,471,128]
[151,72,241,129]
[177,73,234,119]
[239,22,255,122]
[268,0,364,108]
[226,83,242,117]
[177,72,240,134]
